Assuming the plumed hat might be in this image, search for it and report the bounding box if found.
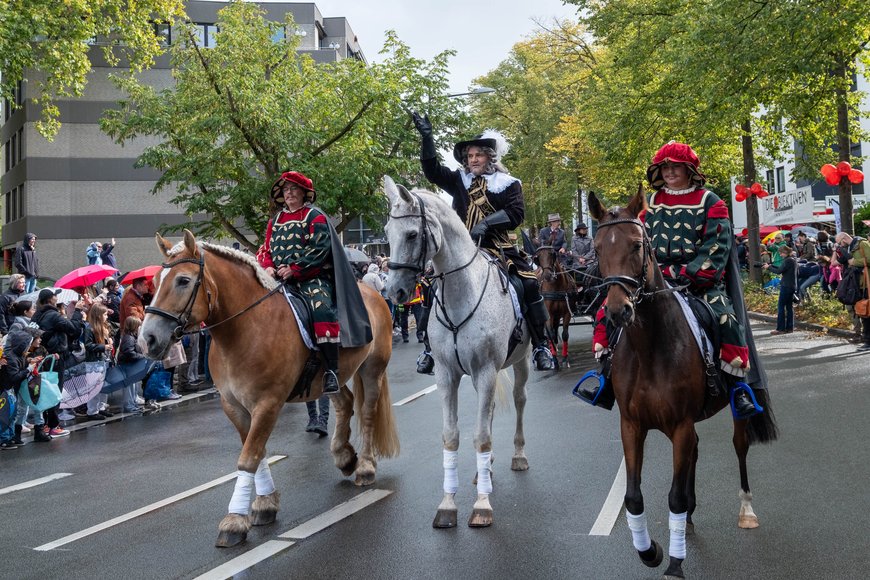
[271,171,316,204]
[453,129,510,164]
[646,141,707,189]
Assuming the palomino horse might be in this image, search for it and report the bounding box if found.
[535,244,576,368]
[382,176,531,529]
[587,190,777,579]
[139,230,399,547]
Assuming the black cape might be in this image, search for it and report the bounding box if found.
[725,243,768,392]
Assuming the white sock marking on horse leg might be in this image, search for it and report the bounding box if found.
[668,511,687,559]
[254,458,275,496]
[443,450,458,494]
[626,511,652,551]
[739,490,756,516]
[228,471,254,515]
[476,451,493,495]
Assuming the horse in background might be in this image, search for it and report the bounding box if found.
[140,230,399,547]
[383,176,531,530]
[534,244,576,368]
[587,189,778,579]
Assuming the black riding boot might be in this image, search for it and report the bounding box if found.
[320,342,341,396]
[526,298,555,371]
[728,377,761,420]
[576,354,615,410]
[416,305,435,375]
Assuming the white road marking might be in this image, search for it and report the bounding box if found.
[392,384,437,406]
[0,473,72,496]
[589,456,626,536]
[33,455,287,552]
[279,488,393,539]
[192,540,296,580]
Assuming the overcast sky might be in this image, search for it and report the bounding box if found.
[251,0,580,93]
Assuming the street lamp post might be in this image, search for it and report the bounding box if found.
[444,86,496,99]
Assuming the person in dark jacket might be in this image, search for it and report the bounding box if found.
[117,316,150,413]
[14,233,39,293]
[2,329,51,444]
[0,273,26,334]
[763,245,797,334]
[104,278,122,326]
[100,238,118,271]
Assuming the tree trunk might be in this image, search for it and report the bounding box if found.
[835,57,853,235]
[741,120,763,284]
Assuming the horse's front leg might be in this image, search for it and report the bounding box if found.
[733,420,759,529]
[663,421,697,579]
[511,357,530,471]
[433,375,461,529]
[217,398,282,547]
[330,384,357,477]
[468,367,498,528]
[560,315,570,367]
[621,419,662,569]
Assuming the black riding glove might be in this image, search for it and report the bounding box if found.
[411,111,437,160]
[470,210,511,243]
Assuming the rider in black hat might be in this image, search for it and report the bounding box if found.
[411,112,555,373]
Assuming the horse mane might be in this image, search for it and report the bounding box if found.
[167,240,278,291]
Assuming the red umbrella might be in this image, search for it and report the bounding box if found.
[119,265,162,285]
[55,265,118,289]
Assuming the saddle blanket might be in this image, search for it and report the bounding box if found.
[487,253,523,320]
[672,284,714,366]
[281,286,318,351]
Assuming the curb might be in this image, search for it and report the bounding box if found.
[747,311,858,340]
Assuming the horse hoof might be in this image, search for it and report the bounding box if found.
[510,456,529,471]
[339,453,359,477]
[738,514,759,529]
[251,492,280,526]
[251,509,277,526]
[467,508,493,528]
[639,540,663,568]
[663,556,685,579]
[432,508,457,529]
[354,471,376,487]
[215,530,247,548]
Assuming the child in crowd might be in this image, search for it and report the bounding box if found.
[83,303,115,420]
[117,316,149,413]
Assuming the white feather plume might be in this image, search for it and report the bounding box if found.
[480,129,510,160]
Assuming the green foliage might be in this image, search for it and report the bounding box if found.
[0,0,185,138]
[100,0,471,249]
[855,203,870,238]
[743,281,854,331]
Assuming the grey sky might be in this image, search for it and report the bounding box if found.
[252,0,580,92]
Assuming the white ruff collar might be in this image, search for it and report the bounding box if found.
[460,170,519,194]
[663,186,698,195]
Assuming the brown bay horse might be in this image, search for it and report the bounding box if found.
[139,230,399,547]
[535,245,576,368]
[587,191,778,579]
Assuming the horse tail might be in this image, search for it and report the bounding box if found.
[747,389,779,445]
[353,371,401,458]
[494,370,511,414]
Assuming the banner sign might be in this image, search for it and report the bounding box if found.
[825,195,869,209]
[760,186,814,225]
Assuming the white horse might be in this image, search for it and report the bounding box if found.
[383,176,531,528]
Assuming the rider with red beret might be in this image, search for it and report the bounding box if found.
[577,141,760,419]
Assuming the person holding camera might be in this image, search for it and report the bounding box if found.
[762,245,797,335]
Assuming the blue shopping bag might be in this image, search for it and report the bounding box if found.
[19,357,62,412]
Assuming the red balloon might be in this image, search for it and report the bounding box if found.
[735,184,747,195]
[735,191,747,202]
[820,163,837,177]
[837,161,852,176]
[756,189,769,198]
[848,169,864,184]
[750,182,763,195]
[825,172,841,186]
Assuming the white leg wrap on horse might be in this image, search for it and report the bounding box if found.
[254,458,275,496]
[668,511,688,559]
[476,451,493,495]
[228,471,255,515]
[443,450,459,494]
[626,511,652,552]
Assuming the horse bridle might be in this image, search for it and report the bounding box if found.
[388,192,440,275]
[593,217,653,304]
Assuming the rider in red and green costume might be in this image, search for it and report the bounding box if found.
[576,141,759,419]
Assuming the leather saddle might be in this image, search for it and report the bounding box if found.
[281,285,324,401]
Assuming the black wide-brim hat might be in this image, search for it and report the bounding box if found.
[453,135,498,164]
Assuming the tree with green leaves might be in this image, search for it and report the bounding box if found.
[100,0,470,250]
[0,0,185,138]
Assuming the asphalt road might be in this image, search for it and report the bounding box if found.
[1,321,869,579]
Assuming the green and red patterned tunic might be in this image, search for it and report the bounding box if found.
[256,206,339,344]
[642,187,749,375]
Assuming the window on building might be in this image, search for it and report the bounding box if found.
[776,166,786,193]
[271,26,285,43]
[4,190,10,224]
[4,141,9,173]
[9,133,16,169]
[16,184,24,219]
[207,25,219,47]
[9,186,17,222]
[765,170,774,192]
[16,128,22,163]
[3,98,8,122]
[154,22,171,45]
[193,24,206,46]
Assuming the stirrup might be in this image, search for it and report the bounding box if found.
[322,370,340,395]
[416,351,435,375]
[729,381,763,419]
[532,347,555,371]
[572,371,605,405]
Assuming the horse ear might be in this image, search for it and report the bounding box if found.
[383,175,399,204]
[183,229,199,257]
[155,232,172,258]
[626,182,649,219]
[588,192,606,221]
[396,183,414,203]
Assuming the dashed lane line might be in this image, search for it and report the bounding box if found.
[392,384,438,406]
[195,489,393,579]
[0,473,73,496]
[33,455,287,552]
[589,456,626,536]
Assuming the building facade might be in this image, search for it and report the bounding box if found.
[1,1,366,280]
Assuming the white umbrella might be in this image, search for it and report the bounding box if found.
[343,247,370,264]
[16,287,80,305]
[791,225,820,239]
